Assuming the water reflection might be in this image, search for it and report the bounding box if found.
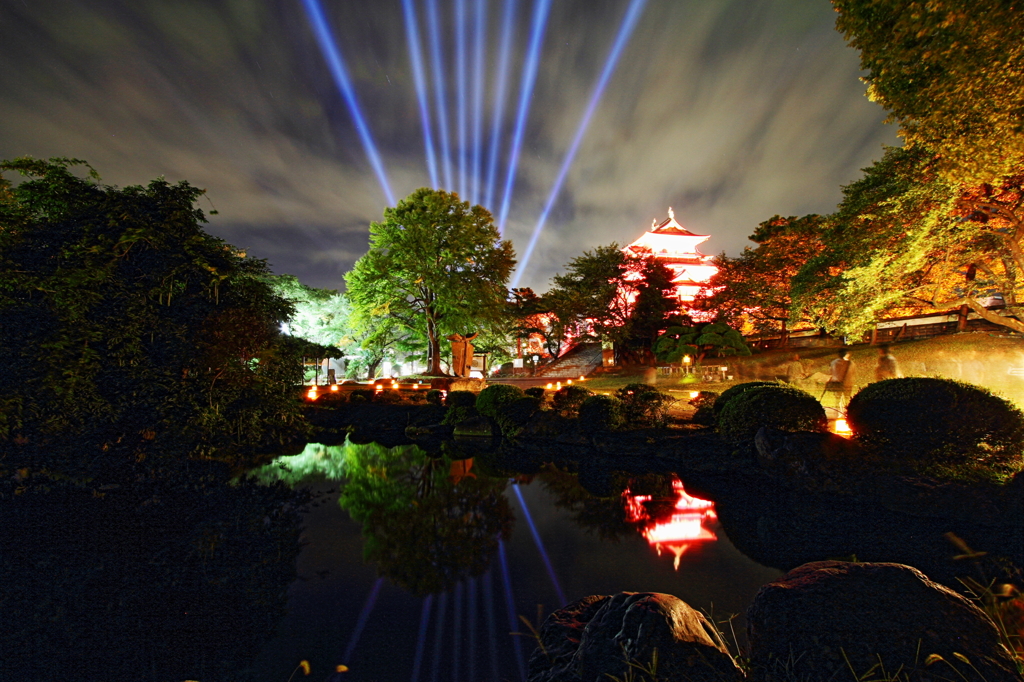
[252,441,513,596]
[624,478,718,569]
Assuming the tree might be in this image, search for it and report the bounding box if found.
[0,157,303,467]
[345,188,515,375]
[833,0,1024,182]
[545,244,681,364]
[695,215,824,339]
[653,321,750,364]
[792,146,1024,335]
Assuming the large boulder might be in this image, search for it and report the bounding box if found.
[747,561,1021,682]
[529,592,743,682]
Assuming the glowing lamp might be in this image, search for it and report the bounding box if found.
[579,375,585,381]
[375,384,383,392]
[832,418,853,437]
[689,391,700,399]
[567,379,573,385]
[546,383,553,389]
[306,389,318,401]
[555,382,562,390]
[330,385,339,392]
[682,355,691,365]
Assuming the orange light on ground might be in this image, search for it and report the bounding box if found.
[832,418,853,437]
[374,384,383,392]
[546,383,553,389]
[689,391,700,399]
[623,478,717,570]
[579,375,586,381]
[330,385,339,392]
[306,388,318,401]
[555,381,562,390]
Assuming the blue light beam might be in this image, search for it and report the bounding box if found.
[402,0,439,189]
[484,0,517,211]
[484,570,500,681]
[430,591,449,682]
[470,0,488,204]
[456,0,468,197]
[410,595,434,682]
[468,577,479,681]
[496,0,554,233]
[300,0,395,205]
[512,484,566,605]
[512,0,649,286]
[342,577,384,664]
[453,581,464,682]
[426,0,454,190]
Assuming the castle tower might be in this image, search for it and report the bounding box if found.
[624,207,718,303]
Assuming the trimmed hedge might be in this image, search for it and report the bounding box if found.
[495,396,542,438]
[615,383,674,428]
[717,383,827,443]
[442,390,479,425]
[579,395,625,433]
[712,381,779,419]
[847,377,1024,481]
[425,389,444,405]
[476,384,525,418]
[524,386,547,400]
[552,385,594,418]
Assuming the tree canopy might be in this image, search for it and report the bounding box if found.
[345,188,515,375]
[834,0,1024,182]
[0,157,303,468]
[696,214,823,337]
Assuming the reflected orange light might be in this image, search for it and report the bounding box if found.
[623,478,717,569]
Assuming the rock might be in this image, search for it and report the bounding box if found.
[529,592,743,682]
[747,561,1021,682]
[429,377,485,392]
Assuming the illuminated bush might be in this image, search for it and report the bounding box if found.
[425,389,444,405]
[615,383,674,428]
[712,381,780,419]
[552,385,594,418]
[578,395,625,433]
[445,390,477,408]
[442,390,479,426]
[374,388,402,404]
[847,378,1024,482]
[475,384,525,419]
[717,384,827,443]
[524,386,547,400]
[494,396,542,438]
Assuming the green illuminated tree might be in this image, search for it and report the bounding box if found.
[345,188,515,375]
[834,0,1024,182]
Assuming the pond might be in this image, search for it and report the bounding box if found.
[2,435,1018,682]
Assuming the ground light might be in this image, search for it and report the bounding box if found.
[512,0,649,285]
[299,0,395,205]
[833,418,853,437]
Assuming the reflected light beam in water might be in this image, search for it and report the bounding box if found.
[430,591,448,682]
[401,0,439,189]
[511,484,566,606]
[498,539,526,682]
[342,577,384,665]
[468,577,479,682]
[496,0,554,233]
[299,0,396,206]
[484,569,500,681]
[410,594,434,682]
[453,581,464,682]
[512,0,649,286]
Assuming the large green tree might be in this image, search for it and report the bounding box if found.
[792,146,1024,335]
[0,157,303,467]
[834,0,1024,182]
[345,188,515,375]
[696,215,823,339]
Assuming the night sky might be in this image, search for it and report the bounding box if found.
[0,0,897,291]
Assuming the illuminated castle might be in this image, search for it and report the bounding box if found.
[623,207,718,304]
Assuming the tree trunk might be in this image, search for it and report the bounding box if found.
[425,312,444,375]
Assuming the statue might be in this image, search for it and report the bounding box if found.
[447,332,478,377]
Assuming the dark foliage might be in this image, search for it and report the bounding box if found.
[446,390,478,408]
[475,383,526,418]
[847,378,1024,482]
[615,383,674,428]
[712,381,781,418]
[578,395,625,433]
[552,385,594,418]
[524,386,547,400]
[717,384,827,443]
[495,396,542,438]
[425,388,445,405]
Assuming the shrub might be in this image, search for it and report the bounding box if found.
[717,383,827,443]
[475,384,525,418]
[446,390,478,408]
[578,395,625,433]
[374,388,403,404]
[494,396,542,438]
[712,381,779,419]
[349,389,374,403]
[552,385,594,418]
[615,383,674,428]
[847,378,1024,482]
[524,386,547,400]
[690,390,719,426]
[425,389,444,405]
